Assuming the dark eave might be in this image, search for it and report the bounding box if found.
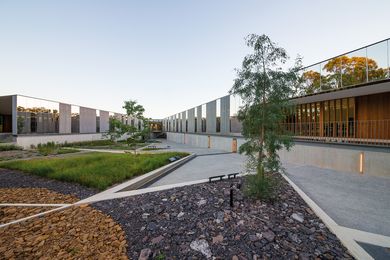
[291,79,390,104]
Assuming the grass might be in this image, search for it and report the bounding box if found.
[0,144,23,151]
[0,152,188,190]
[35,142,80,156]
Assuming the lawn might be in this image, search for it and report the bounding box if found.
[0,152,188,190]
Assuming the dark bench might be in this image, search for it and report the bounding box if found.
[209,175,226,183]
[228,172,239,179]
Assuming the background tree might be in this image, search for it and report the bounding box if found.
[230,34,301,200]
[105,117,128,142]
[123,100,149,154]
[302,55,387,94]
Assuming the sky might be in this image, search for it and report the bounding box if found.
[0,0,389,118]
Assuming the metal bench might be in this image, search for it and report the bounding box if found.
[209,175,226,183]
[228,172,239,179]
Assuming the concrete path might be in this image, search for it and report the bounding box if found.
[148,140,247,187]
[284,162,390,259]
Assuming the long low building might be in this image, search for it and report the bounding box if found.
[162,38,390,177]
[0,94,143,147]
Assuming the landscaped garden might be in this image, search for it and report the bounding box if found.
[0,152,188,190]
[62,139,149,151]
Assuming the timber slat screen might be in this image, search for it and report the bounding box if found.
[283,95,390,146]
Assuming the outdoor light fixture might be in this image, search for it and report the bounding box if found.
[359,152,364,174]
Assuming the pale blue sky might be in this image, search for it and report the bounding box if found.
[1,1,389,118]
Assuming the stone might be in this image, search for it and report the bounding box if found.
[177,212,185,220]
[197,199,207,207]
[190,239,212,258]
[212,234,224,244]
[138,248,152,260]
[262,230,275,242]
[147,222,158,231]
[151,235,164,244]
[142,213,150,220]
[232,256,239,260]
[291,213,304,223]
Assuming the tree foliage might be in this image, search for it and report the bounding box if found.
[230,34,301,199]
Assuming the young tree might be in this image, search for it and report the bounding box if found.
[123,100,148,154]
[105,117,128,142]
[230,34,301,199]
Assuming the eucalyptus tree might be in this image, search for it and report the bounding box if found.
[230,34,301,199]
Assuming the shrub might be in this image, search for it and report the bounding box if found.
[62,140,114,147]
[37,142,60,156]
[244,173,279,201]
[0,144,23,151]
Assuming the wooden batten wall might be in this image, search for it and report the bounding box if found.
[355,92,390,139]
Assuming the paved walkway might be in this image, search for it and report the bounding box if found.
[284,162,390,259]
[149,140,247,187]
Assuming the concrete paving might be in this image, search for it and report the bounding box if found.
[149,140,247,187]
[284,162,390,237]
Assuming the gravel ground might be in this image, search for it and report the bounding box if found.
[0,168,97,200]
[95,174,353,259]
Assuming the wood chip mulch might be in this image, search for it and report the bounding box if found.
[0,206,52,224]
[0,204,128,259]
[0,188,79,204]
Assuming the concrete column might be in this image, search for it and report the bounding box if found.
[181,111,186,133]
[187,108,195,133]
[197,106,202,133]
[59,103,71,134]
[206,100,216,134]
[12,95,17,135]
[220,95,230,134]
[80,107,97,134]
[100,111,109,132]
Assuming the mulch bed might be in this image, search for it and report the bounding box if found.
[0,188,79,204]
[0,204,128,259]
[0,150,40,161]
[95,174,354,259]
[0,206,52,224]
[0,168,97,200]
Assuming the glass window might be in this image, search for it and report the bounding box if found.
[96,110,100,133]
[71,106,80,133]
[194,108,197,133]
[16,95,59,135]
[229,95,242,133]
[216,99,221,133]
[201,104,206,132]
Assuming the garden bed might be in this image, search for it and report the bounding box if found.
[0,152,189,190]
[0,204,128,259]
[95,174,353,259]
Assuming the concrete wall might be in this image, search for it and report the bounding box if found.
[181,111,186,133]
[278,142,390,178]
[59,103,71,134]
[188,108,195,133]
[12,95,17,135]
[206,100,216,134]
[167,132,390,178]
[167,132,242,152]
[17,133,105,148]
[220,95,230,134]
[100,111,109,132]
[196,106,202,133]
[80,107,96,134]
